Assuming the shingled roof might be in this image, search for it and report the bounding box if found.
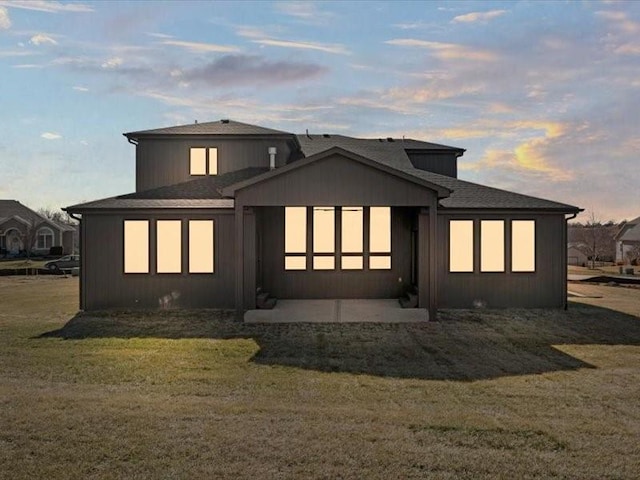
[65,168,267,211]
[0,200,75,231]
[296,135,578,211]
[68,122,580,213]
[125,120,292,139]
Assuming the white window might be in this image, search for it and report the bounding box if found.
[313,207,335,270]
[369,207,391,269]
[157,220,182,273]
[189,220,214,273]
[512,220,535,272]
[124,220,149,273]
[36,227,54,250]
[190,147,218,176]
[449,220,474,272]
[481,220,505,272]
[341,207,363,270]
[285,207,306,270]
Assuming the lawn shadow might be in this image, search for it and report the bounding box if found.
[39,302,640,381]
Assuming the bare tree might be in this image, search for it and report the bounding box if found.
[38,207,76,226]
[571,211,617,269]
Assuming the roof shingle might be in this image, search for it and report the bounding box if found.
[125,120,292,138]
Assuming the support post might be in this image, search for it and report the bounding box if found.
[417,208,429,315]
[235,203,244,320]
[428,201,438,321]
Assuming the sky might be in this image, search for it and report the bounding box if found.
[0,0,638,222]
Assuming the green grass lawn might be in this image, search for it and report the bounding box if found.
[1,277,639,479]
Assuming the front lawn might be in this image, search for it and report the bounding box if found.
[1,277,639,479]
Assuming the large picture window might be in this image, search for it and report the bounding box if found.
[512,220,535,272]
[449,220,474,272]
[284,206,392,271]
[480,220,505,272]
[124,220,149,273]
[156,220,182,273]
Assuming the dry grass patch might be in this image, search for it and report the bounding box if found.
[1,277,640,479]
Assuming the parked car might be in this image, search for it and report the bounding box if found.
[44,255,79,272]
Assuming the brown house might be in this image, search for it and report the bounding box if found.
[0,200,75,256]
[65,120,581,320]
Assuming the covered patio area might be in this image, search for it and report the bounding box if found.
[245,299,429,323]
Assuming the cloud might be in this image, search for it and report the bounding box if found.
[160,39,240,53]
[393,22,432,30]
[386,38,498,61]
[237,27,349,55]
[29,33,58,45]
[72,85,89,91]
[12,63,43,68]
[0,1,93,13]
[596,10,640,34]
[251,38,349,55]
[0,6,10,29]
[0,49,38,57]
[101,56,122,69]
[41,132,62,140]
[146,32,173,39]
[452,10,507,23]
[274,1,335,23]
[459,120,573,181]
[181,54,327,87]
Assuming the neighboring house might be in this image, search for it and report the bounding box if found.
[567,243,589,266]
[0,200,75,256]
[614,216,640,263]
[65,120,581,319]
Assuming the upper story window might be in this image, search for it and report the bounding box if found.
[190,147,218,176]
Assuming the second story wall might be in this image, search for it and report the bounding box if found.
[406,150,458,178]
[135,136,295,192]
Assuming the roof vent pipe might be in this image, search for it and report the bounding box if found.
[268,146,277,170]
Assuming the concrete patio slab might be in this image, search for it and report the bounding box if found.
[244,299,429,323]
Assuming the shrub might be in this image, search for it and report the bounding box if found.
[49,246,63,256]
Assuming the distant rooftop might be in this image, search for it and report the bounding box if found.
[124,119,293,139]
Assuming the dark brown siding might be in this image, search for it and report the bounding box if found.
[136,137,294,191]
[437,212,566,308]
[406,151,458,178]
[82,210,235,310]
[258,207,414,299]
[236,154,439,207]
